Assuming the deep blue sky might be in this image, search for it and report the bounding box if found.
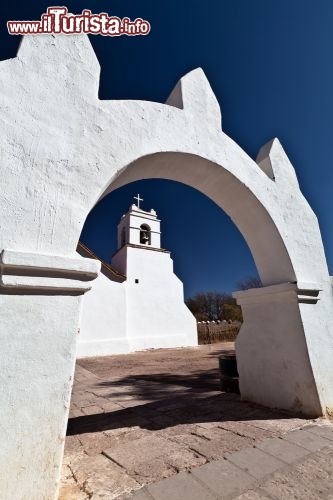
[1,1,332,297]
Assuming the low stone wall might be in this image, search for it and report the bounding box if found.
[197,321,241,344]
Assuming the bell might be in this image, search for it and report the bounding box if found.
[140,233,148,244]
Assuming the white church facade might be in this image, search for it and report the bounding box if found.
[76,196,198,357]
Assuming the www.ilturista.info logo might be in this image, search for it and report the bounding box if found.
[7,7,151,36]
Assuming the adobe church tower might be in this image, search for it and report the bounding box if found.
[111,194,162,275]
[77,194,197,356]
[110,195,197,351]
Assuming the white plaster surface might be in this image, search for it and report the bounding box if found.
[77,266,129,357]
[233,283,323,416]
[120,245,196,349]
[1,249,100,275]
[0,33,333,499]
[0,294,82,500]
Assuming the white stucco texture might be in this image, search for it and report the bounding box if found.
[0,33,333,499]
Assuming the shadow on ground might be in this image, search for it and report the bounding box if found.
[67,365,306,436]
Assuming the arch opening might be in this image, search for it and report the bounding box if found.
[80,178,259,298]
[88,151,296,288]
[72,149,326,433]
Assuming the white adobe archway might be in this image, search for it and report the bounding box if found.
[0,34,332,499]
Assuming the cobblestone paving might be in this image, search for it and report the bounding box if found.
[59,343,332,499]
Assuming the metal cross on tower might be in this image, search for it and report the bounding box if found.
[134,193,143,209]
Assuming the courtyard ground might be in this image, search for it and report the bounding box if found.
[59,343,333,499]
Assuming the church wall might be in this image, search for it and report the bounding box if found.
[111,246,127,276]
[125,246,197,350]
[77,245,197,357]
[77,271,129,357]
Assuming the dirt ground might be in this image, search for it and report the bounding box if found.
[78,342,234,384]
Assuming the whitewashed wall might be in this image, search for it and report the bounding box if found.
[77,246,197,357]
[124,246,197,350]
[77,270,128,356]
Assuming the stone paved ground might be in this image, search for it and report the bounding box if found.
[123,425,333,500]
[59,343,333,499]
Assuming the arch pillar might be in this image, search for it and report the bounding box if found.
[0,250,100,499]
[234,282,324,416]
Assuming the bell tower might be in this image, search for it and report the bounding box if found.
[111,195,162,275]
[116,194,161,250]
[80,193,197,358]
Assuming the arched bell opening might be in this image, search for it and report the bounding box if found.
[139,224,151,245]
